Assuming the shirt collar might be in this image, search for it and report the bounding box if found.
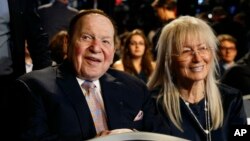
[76,77,101,92]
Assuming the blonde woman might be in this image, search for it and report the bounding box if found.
[147,16,247,141]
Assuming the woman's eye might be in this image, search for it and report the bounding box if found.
[199,46,206,50]
[182,48,192,53]
[198,46,208,53]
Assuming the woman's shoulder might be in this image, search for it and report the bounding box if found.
[151,61,156,69]
[112,60,124,71]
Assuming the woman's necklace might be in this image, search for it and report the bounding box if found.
[181,96,211,141]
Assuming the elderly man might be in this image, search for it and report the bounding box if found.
[15,9,168,140]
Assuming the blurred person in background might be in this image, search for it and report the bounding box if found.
[221,51,250,95]
[0,0,51,139]
[112,29,156,83]
[113,31,130,63]
[49,30,68,65]
[38,0,78,41]
[151,0,177,60]
[217,34,237,77]
[25,41,33,73]
[211,6,248,61]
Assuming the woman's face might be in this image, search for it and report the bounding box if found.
[173,41,212,83]
[129,35,146,58]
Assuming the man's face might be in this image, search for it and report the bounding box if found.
[219,40,237,63]
[72,14,115,80]
[155,7,166,21]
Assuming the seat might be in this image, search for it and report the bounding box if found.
[243,94,250,125]
[87,131,189,141]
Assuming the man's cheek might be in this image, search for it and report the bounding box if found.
[75,47,83,56]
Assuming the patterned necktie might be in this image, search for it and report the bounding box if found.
[82,81,108,134]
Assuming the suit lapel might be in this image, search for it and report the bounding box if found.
[56,62,96,139]
[99,72,125,129]
[56,63,128,135]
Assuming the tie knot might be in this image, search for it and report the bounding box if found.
[82,80,96,92]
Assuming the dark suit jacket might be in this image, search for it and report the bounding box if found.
[151,84,247,141]
[2,1,51,140]
[8,0,51,78]
[221,52,250,95]
[15,61,167,141]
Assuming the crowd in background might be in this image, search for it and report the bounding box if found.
[37,0,250,35]
[22,0,249,95]
[1,0,250,140]
[36,0,250,77]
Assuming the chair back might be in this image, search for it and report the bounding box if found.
[243,94,250,125]
[87,132,190,141]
